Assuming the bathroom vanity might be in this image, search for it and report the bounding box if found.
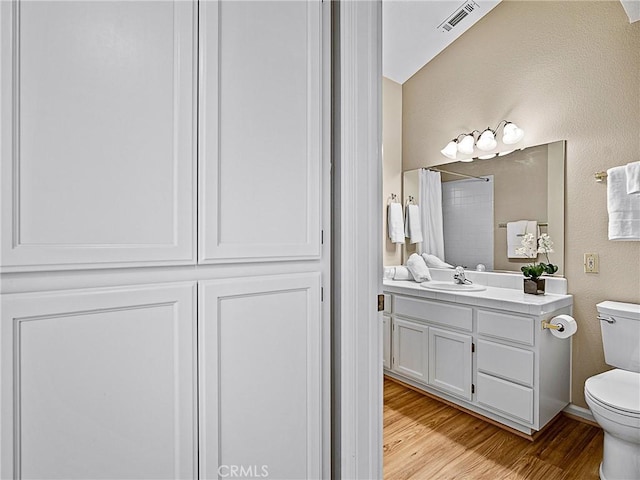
[382,269,573,436]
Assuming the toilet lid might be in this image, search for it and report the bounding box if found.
[585,369,640,415]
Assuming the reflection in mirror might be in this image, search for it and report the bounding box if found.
[403,141,565,275]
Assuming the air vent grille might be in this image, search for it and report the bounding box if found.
[439,1,479,33]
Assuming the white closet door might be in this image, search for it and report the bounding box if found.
[0,1,196,270]
[199,274,322,480]
[198,0,322,263]
[0,283,197,479]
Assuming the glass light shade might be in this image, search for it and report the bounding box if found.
[457,135,475,155]
[476,130,497,151]
[502,123,525,145]
[440,141,458,159]
[478,153,496,160]
[459,157,474,163]
[498,149,515,156]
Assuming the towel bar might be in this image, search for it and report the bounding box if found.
[594,171,608,182]
[498,222,548,228]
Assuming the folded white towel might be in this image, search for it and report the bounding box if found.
[625,161,640,194]
[406,253,431,281]
[421,253,454,269]
[404,204,423,244]
[387,203,405,243]
[608,165,640,240]
[383,265,412,281]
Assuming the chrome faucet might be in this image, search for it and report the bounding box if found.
[454,266,472,285]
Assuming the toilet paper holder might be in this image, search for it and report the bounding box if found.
[541,320,564,332]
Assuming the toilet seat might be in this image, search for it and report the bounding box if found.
[585,369,640,416]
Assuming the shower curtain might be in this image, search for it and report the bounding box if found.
[418,169,445,260]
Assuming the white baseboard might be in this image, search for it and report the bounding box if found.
[563,403,596,424]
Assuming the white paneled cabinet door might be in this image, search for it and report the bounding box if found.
[198,0,322,263]
[199,275,322,480]
[428,327,473,400]
[0,1,196,270]
[391,318,429,383]
[0,284,197,479]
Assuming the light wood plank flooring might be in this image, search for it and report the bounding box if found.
[384,378,603,480]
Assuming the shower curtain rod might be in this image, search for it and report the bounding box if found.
[423,167,490,182]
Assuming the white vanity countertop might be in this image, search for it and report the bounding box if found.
[383,279,573,316]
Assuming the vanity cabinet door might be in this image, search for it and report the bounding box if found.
[383,314,391,369]
[0,284,197,480]
[1,1,196,270]
[391,317,429,383]
[428,327,473,400]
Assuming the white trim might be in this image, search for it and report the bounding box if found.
[337,1,383,479]
[563,403,596,424]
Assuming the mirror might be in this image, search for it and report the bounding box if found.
[403,140,565,275]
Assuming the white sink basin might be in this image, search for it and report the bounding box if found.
[420,281,486,292]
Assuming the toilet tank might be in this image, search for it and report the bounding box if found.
[597,301,640,372]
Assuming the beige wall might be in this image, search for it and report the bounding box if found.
[402,0,640,407]
[383,77,403,266]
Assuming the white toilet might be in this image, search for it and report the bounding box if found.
[585,301,640,480]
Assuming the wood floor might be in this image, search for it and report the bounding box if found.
[384,378,604,480]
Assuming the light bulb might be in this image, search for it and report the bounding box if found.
[440,141,458,159]
[476,129,497,151]
[457,134,475,155]
[502,123,524,145]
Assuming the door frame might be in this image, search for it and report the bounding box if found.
[335,1,383,478]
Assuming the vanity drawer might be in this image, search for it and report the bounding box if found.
[477,310,534,346]
[477,372,534,424]
[394,296,473,332]
[477,340,534,387]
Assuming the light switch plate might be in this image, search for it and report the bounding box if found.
[584,253,599,273]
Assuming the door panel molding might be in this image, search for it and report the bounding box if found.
[198,1,322,263]
[0,1,197,270]
[0,283,197,479]
[199,274,322,479]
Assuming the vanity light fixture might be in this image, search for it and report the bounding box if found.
[502,122,525,144]
[476,129,497,151]
[457,134,475,155]
[440,140,459,159]
[440,120,525,160]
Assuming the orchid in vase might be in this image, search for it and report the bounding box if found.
[515,233,559,280]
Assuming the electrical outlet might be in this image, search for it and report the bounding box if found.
[584,253,599,273]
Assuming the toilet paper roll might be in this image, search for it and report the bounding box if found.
[549,314,578,339]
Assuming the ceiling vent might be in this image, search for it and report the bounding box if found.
[438,1,480,33]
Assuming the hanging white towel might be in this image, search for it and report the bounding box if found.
[625,161,640,194]
[404,204,423,244]
[507,220,538,258]
[387,203,405,244]
[608,165,640,240]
